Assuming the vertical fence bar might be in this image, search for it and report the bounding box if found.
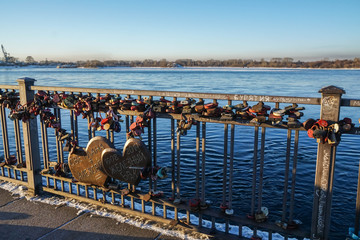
[251,126,259,216]
[311,86,344,240]
[40,121,48,169]
[147,118,152,192]
[228,124,235,210]
[201,122,206,201]
[257,127,266,212]
[74,111,78,142]
[282,129,292,222]
[57,108,64,163]
[17,78,41,195]
[171,118,175,199]
[54,109,60,163]
[222,124,228,206]
[153,117,157,191]
[70,108,74,141]
[91,113,96,138]
[87,115,92,141]
[14,119,23,163]
[355,157,360,235]
[176,121,181,201]
[195,122,200,199]
[289,130,299,222]
[163,205,167,219]
[0,104,10,160]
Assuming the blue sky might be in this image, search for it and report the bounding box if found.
[1,0,360,61]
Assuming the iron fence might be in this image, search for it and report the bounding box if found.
[1,78,360,240]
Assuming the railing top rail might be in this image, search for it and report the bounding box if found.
[341,99,360,107]
[31,85,323,105]
[0,84,20,90]
[0,84,356,106]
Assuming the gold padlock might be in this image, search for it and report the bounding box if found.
[103,123,111,130]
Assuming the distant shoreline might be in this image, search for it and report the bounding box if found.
[1,65,359,70]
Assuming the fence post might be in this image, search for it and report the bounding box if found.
[311,86,345,240]
[17,78,41,196]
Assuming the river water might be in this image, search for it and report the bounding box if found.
[1,67,359,239]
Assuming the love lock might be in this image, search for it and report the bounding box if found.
[220,112,235,121]
[225,208,234,215]
[339,117,354,132]
[156,167,169,179]
[303,118,316,130]
[236,107,253,120]
[287,115,301,128]
[182,105,193,114]
[254,207,269,223]
[327,124,342,146]
[0,155,17,166]
[62,94,76,109]
[268,108,283,125]
[113,121,121,133]
[313,129,328,143]
[250,101,265,113]
[189,198,201,211]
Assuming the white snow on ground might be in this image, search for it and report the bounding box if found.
[0,181,305,240]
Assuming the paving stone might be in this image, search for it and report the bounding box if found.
[0,188,17,206]
[0,198,78,240]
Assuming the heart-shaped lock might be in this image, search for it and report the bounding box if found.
[68,136,113,187]
[101,138,151,185]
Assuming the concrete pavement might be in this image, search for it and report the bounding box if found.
[0,187,184,240]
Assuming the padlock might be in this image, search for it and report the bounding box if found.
[222,105,233,111]
[254,207,269,223]
[256,115,267,123]
[233,103,246,110]
[327,129,338,145]
[113,121,121,133]
[121,103,132,110]
[313,129,327,139]
[317,119,328,128]
[204,103,218,109]
[152,105,164,113]
[195,104,204,113]
[189,198,201,211]
[63,142,71,152]
[156,167,168,179]
[302,118,316,130]
[63,95,76,108]
[251,102,264,113]
[268,109,283,125]
[143,97,152,105]
[180,99,191,105]
[220,112,235,121]
[225,208,234,215]
[182,106,193,114]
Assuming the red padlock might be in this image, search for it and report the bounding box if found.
[317,119,328,127]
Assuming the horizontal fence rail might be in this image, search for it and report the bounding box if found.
[1,79,360,240]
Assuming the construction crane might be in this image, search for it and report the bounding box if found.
[1,44,10,63]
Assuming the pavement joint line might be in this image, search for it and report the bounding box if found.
[0,196,23,208]
[153,232,163,240]
[36,212,86,240]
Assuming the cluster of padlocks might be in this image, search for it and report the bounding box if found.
[303,118,354,146]
[2,90,357,144]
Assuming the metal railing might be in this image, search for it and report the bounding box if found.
[1,78,360,240]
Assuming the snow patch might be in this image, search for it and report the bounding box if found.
[0,181,307,240]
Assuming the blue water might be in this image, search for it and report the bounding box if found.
[1,67,360,239]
